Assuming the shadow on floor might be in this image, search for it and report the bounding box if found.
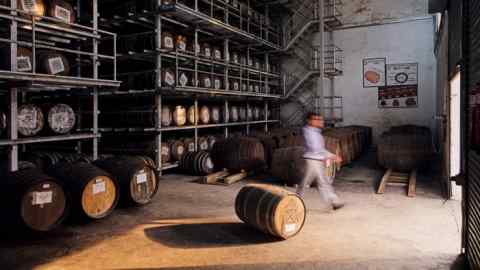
[144,222,280,248]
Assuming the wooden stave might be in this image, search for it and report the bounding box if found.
[94,156,158,206]
[0,168,68,232]
[18,104,45,137]
[47,103,76,134]
[235,184,306,239]
[47,162,119,220]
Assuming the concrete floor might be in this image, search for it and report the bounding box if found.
[0,153,464,270]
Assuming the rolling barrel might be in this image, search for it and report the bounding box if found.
[18,104,44,137]
[0,168,67,232]
[235,184,306,239]
[47,103,76,134]
[94,156,158,206]
[172,105,187,126]
[211,137,265,172]
[48,162,119,220]
[179,151,214,176]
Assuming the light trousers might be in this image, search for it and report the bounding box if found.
[296,159,340,204]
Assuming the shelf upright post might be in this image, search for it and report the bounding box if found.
[92,0,99,160]
[155,3,163,173]
[224,39,229,92]
[246,101,250,135]
[194,98,198,151]
[264,53,269,94]
[264,100,268,133]
[194,28,198,87]
[155,94,162,172]
[224,100,229,138]
[8,0,18,171]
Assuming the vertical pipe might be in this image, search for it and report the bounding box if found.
[9,0,18,172]
[224,39,229,91]
[92,0,99,160]
[155,94,163,171]
[194,29,198,87]
[93,88,99,160]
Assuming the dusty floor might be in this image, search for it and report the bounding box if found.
[0,152,464,270]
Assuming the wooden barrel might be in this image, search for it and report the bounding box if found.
[230,79,240,91]
[187,105,197,125]
[172,105,187,126]
[235,184,306,239]
[210,106,221,124]
[18,104,44,137]
[231,51,239,64]
[37,51,70,75]
[0,111,6,136]
[213,76,222,90]
[271,147,306,186]
[161,68,176,87]
[178,71,190,87]
[230,106,239,122]
[179,151,214,176]
[169,140,185,161]
[47,103,76,134]
[17,47,33,72]
[94,156,158,206]
[238,106,247,122]
[161,142,171,164]
[247,106,253,120]
[201,43,211,58]
[378,126,433,172]
[199,106,210,124]
[207,135,217,150]
[184,138,196,153]
[47,0,75,24]
[211,137,265,172]
[161,31,175,50]
[161,106,172,127]
[257,136,277,169]
[200,74,211,88]
[0,168,68,232]
[253,107,261,121]
[17,0,46,20]
[213,46,222,60]
[176,34,187,52]
[198,136,209,151]
[222,106,230,123]
[48,162,119,220]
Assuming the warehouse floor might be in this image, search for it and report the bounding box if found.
[0,152,463,270]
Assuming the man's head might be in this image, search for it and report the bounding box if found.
[307,112,324,128]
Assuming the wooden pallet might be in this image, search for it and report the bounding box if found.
[202,169,248,185]
[376,169,417,197]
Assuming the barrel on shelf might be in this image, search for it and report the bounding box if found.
[94,156,158,206]
[48,162,119,220]
[377,125,433,172]
[184,138,195,153]
[172,105,187,126]
[235,184,306,239]
[210,106,221,124]
[213,76,222,90]
[247,106,253,120]
[271,147,305,186]
[24,152,92,170]
[238,106,247,122]
[161,106,173,127]
[213,47,222,60]
[161,31,175,50]
[207,135,217,150]
[253,107,261,121]
[198,136,209,151]
[0,111,6,136]
[161,142,171,164]
[0,168,68,232]
[176,35,187,52]
[17,0,46,20]
[37,50,70,75]
[201,42,211,58]
[169,140,185,161]
[47,0,75,24]
[178,71,190,87]
[187,106,197,125]
[199,106,210,124]
[47,103,76,134]
[229,106,239,122]
[179,151,214,176]
[211,137,265,172]
[200,74,211,88]
[161,68,176,87]
[18,104,44,137]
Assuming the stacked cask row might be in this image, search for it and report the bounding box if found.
[211,137,265,172]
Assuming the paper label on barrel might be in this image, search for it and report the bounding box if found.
[18,109,37,129]
[32,191,53,205]
[164,72,175,86]
[48,57,65,74]
[20,0,36,12]
[164,37,174,49]
[200,141,208,150]
[206,158,214,169]
[214,49,221,60]
[17,56,32,72]
[54,5,71,23]
[233,82,239,91]
[51,112,69,130]
[214,79,221,90]
[188,143,195,152]
[204,78,211,88]
[136,173,147,184]
[204,48,211,58]
[179,73,188,87]
[284,223,297,234]
[92,179,106,195]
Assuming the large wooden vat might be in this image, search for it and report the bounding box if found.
[211,137,265,172]
[235,184,306,239]
[0,168,68,232]
[377,125,433,172]
[94,156,158,206]
[48,162,119,220]
[179,151,214,176]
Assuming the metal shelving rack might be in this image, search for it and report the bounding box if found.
[98,0,283,174]
[0,0,120,171]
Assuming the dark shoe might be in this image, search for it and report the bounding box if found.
[332,202,345,210]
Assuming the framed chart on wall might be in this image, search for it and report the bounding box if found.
[379,63,419,108]
[363,58,386,88]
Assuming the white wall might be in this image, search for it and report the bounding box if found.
[334,17,436,143]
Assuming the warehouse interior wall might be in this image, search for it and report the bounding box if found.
[334,17,436,143]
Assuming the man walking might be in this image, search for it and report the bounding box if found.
[297,112,344,210]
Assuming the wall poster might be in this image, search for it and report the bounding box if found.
[363,58,386,88]
[379,63,419,108]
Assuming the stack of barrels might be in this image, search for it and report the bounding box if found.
[14,103,76,137]
[377,125,433,172]
[179,151,214,176]
[323,126,372,166]
[0,153,159,233]
[211,137,266,172]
